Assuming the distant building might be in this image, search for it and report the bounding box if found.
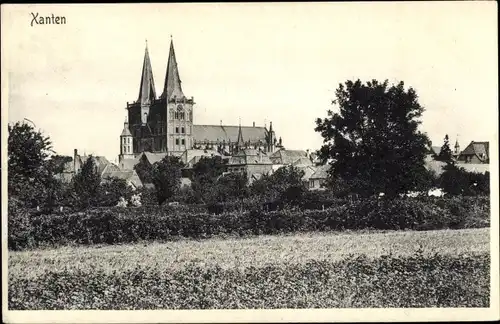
[118,38,282,166]
[226,125,274,184]
[457,141,489,164]
[57,149,143,189]
[308,164,330,190]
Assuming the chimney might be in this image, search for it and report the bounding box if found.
[253,122,255,127]
[73,149,78,175]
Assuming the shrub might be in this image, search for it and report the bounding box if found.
[8,196,490,250]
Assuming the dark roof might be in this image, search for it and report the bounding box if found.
[460,141,489,162]
[102,170,143,188]
[310,164,330,180]
[228,149,272,165]
[119,157,140,171]
[270,149,308,165]
[193,125,268,144]
[431,146,442,156]
[141,152,168,165]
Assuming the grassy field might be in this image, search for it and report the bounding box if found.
[9,228,490,309]
[10,228,489,277]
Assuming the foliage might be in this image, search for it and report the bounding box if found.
[7,121,53,185]
[7,121,59,208]
[250,166,307,204]
[438,164,490,196]
[72,156,101,208]
[9,252,490,309]
[315,80,432,197]
[190,156,227,203]
[97,178,134,207]
[134,156,154,185]
[436,134,453,162]
[8,196,490,250]
[151,156,184,205]
[212,172,249,203]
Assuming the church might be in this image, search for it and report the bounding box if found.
[118,38,283,167]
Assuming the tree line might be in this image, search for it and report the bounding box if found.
[8,79,489,214]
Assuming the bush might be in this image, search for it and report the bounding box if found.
[8,252,490,309]
[8,196,490,250]
[439,164,490,196]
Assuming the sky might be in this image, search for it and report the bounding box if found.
[2,2,498,163]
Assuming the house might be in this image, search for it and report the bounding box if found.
[101,169,143,190]
[179,149,221,168]
[457,141,489,164]
[227,148,274,184]
[308,164,330,190]
[56,149,143,188]
[270,149,309,165]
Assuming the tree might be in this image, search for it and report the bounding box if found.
[190,156,226,203]
[210,171,249,204]
[250,165,306,203]
[72,156,101,208]
[98,178,134,207]
[7,121,62,209]
[315,79,432,197]
[134,156,154,184]
[8,122,53,198]
[436,134,453,163]
[151,156,184,205]
[439,164,489,196]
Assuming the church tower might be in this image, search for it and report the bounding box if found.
[161,37,195,155]
[119,118,134,165]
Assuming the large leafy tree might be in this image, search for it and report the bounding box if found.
[315,79,432,197]
[151,156,184,205]
[8,121,57,207]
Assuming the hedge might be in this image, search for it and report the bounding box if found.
[9,252,490,309]
[8,196,490,250]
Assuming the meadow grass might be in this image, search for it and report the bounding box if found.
[10,228,489,279]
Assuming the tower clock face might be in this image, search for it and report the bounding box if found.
[177,104,183,112]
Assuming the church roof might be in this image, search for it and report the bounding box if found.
[160,39,185,101]
[193,125,268,144]
[137,42,156,104]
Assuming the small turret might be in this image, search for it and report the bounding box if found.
[119,117,134,166]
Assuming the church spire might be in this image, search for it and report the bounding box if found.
[160,37,185,100]
[236,121,244,146]
[138,40,157,105]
